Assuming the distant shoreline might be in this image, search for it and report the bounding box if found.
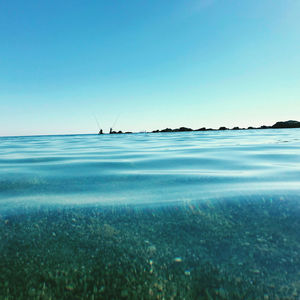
[1,120,300,138]
[107,120,300,135]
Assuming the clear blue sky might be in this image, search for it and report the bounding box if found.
[0,0,299,136]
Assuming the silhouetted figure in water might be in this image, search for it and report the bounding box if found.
[110,128,113,134]
[98,129,103,134]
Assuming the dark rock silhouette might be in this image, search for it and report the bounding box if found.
[272,120,300,128]
[102,120,300,135]
[153,127,193,133]
[173,127,193,132]
[160,128,173,132]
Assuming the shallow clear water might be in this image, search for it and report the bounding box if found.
[1,129,300,299]
[1,129,300,212]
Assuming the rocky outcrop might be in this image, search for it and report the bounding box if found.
[272,120,300,129]
[173,127,193,132]
[106,120,300,135]
[153,127,193,133]
[160,128,173,133]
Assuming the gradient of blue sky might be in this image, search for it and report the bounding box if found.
[0,0,299,135]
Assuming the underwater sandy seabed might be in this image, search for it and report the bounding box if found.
[1,196,300,299]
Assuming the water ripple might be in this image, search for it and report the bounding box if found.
[1,129,300,210]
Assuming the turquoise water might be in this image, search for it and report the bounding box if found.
[1,129,300,299]
[1,129,300,211]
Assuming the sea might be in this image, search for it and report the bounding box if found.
[1,129,300,299]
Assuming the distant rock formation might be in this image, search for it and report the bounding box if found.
[173,127,193,132]
[160,128,173,133]
[272,120,300,129]
[152,127,192,133]
[101,120,300,135]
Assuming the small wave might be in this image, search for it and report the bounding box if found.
[0,130,300,210]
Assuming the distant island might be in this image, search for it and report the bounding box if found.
[104,120,300,134]
[152,120,300,133]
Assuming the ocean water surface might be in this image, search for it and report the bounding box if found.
[1,129,300,211]
[1,129,300,299]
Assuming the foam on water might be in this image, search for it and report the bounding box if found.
[1,129,300,212]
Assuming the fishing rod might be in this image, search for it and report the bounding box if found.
[110,113,121,134]
[93,115,103,134]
